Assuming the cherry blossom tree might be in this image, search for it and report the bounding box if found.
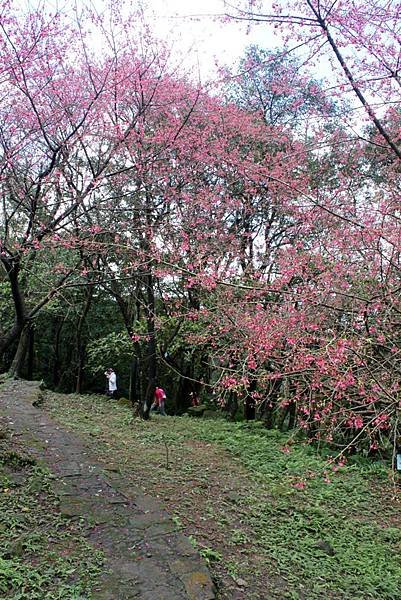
[200,0,401,453]
[0,1,199,389]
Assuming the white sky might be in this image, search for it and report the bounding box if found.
[142,0,278,80]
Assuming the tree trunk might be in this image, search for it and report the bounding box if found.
[8,324,30,379]
[26,325,35,380]
[0,259,27,359]
[75,351,85,394]
[75,287,93,394]
[52,319,64,388]
[176,364,193,414]
[288,401,296,430]
[276,405,289,431]
[129,354,139,403]
[244,397,256,420]
[141,272,157,419]
[261,399,274,429]
[227,391,238,421]
[244,373,257,420]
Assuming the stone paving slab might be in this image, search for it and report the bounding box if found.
[0,380,216,600]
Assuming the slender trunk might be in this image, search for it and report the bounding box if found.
[142,271,157,419]
[8,324,30,379]
[276,378,296,431]
[75,353,85,394]
[52,319,64,388]
[129,354,139,403]
[244,374,257,420]
[227,391,238,421]
[288,401,296,430]
[26,325,35,380]
[276,405,289,431]
[176,361,193,414]
[75,287,93,394]
[261,400,274,429]
[0,259,27,358]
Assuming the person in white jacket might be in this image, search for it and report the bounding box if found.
[105,368,117,397]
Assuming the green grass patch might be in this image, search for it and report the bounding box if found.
[46,393,401,599]
[193,422,401,598]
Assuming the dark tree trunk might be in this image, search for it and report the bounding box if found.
[244,397,256,420]
[75,351,85,395]
[176,367,193,414]
[261,374,283,428]
[75,287,93,394]
[227,391,238,421]
[276,378,297,431]
[261,399,274,429]
[129,354,139,403]
[26,324,35,380]
[8,324,30,379]
[141,272,157,419]
[288,401,296,430]
[244,373,257,420]
[276,405,288,431]
[0,258,27,359]
[52,319,64,388]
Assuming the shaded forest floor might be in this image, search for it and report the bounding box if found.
[44,392,401,600]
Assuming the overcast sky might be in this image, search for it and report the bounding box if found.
[143,0,278,80]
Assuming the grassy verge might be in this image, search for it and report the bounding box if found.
[0,423,104,599]
[45,393,401,600]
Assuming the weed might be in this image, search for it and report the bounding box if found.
[231,529,250,545]
[1,450,35,469]
[172,514,183,529]
[200,547,223,563]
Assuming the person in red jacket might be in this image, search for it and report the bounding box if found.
[150,386,167,416]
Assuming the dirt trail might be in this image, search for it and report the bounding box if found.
[0,379,215,600]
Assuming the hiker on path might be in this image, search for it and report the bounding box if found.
[150,386,167,415]
[189,391,200,406]
[105,368,117,398]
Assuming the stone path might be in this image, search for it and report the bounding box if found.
[0,379,216,600]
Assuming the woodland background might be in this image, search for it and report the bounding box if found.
[1,0,401,457]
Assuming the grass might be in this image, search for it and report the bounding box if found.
[0,424,104,599]
[42,393,401,599]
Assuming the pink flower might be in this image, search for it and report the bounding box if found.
[247,357,257,370]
